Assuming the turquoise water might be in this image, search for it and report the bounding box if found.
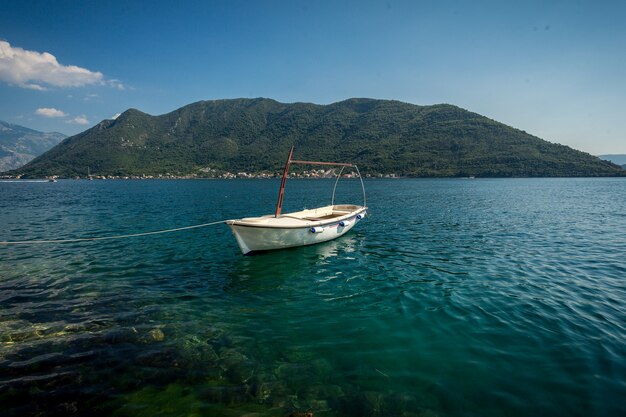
[1,178,625,416]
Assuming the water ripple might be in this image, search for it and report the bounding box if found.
[1,178,626,416]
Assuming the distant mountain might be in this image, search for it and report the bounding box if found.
[0,121,66,172]
[598,154,626,166]
[9,98,625,178]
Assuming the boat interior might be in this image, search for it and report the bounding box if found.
[284,205,361,221]
[230,204,364,227]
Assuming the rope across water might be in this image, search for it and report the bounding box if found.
[0,220,227,245]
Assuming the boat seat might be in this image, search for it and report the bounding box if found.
[279,215,310,221]
[303,213,345,221]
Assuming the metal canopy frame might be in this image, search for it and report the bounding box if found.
[274,145,367,217]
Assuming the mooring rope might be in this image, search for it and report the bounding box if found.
[0,220,227,245]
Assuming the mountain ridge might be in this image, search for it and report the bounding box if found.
[0,121,67,172]
[598,154,626,166]
[7,98,625,178]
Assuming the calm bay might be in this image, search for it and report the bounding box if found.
[1,178,625,416]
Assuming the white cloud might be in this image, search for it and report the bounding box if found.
[108,79,126,90]
[23,83,48,91]
[67,115,90,125]
[0,40,123,90]
[111,113,121,120]
[35,107,67,117]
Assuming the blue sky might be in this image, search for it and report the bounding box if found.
[1,0,624,154]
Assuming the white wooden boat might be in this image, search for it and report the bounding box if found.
[227,147,368,255]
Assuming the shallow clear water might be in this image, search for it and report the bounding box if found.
[1,178,625,416]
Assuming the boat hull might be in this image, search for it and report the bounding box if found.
[227,206,366,255]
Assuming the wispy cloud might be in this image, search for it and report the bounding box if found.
[23,83,48,91]
[67,115,90,125]
[111,113,122,120]
[0,40,124,90]
[108,79,126,90]
[35,107,67,118]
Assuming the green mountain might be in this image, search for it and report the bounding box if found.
[0,121,66,172]
[8,98,624,178]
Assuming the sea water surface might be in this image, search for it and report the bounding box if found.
[1,178,625,416]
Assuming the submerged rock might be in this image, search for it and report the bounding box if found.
[246,376,274,402]
[254,382,272,402]
[100,327,140,344]
[219,348,248,368]
[179,335,219,364]
[149,328,165,342]
[273,362,312,380]
[136,349,179,368]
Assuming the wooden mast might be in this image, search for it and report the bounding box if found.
[274,147,358,217]
[274,145,294,217]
